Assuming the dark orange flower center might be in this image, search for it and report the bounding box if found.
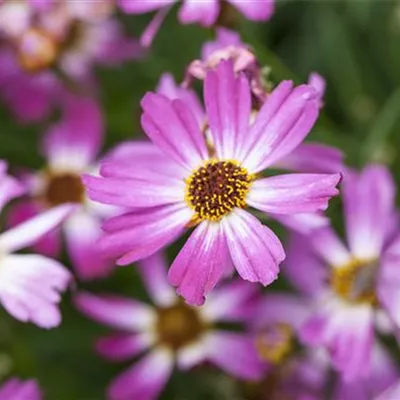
[44,173,85,206]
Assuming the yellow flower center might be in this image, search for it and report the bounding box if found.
[331,259,378,305]
[185,160,253,222]
[255,323,294,365]
[44,173,85,206]
[156,302,207,350]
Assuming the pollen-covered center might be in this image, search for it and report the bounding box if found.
[44,173,85,206]
[156,303,206,350]
[185,160,253,222]
[255,323,294,364]
[331,259,378,305]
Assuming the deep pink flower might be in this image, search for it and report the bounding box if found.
[83,60,340,305]
[283,165,400,380]
[9,94,118,280]
[0,377,42,400]
[119,0,274,47]
[75,252,263,400]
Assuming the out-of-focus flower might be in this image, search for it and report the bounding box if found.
[83,60,340,305]
[0,160,73,328]
[119,0,274,47]
[283,165,400,380]
[0,377,42,400]
[0,0,140,122]
[377,380,400,400]
[75,252,263,400]
[9,94,117,280]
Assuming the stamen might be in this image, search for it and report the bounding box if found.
[44,173,85,206]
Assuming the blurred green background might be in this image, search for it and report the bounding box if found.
[1,1,400,398]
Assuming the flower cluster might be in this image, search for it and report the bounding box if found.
[0,2,399,400]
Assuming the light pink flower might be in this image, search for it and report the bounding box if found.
[9,94,117,280]
[283,165,400,381]
[119,0,274,47]
[0,377,42,400]
[75,252,263,400]
[84,60,340,305]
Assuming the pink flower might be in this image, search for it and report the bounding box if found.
[0,377,42,400]
[283,164,400,380]
[9,94,117,280]
[75,252,263,400]
[0,161,73,328]
[83,60,340,305]
[119,0,274,47]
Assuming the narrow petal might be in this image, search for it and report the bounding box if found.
[227,0,274,21]
[118,0,175,14]
[141,92,208,170]
[241,83,319,173]
[42,94,103,171]
[138,252,176,307]
[274,142,344,174]
[204,60,251,159]
[74,292,156,331]
[177,339,208,370]
[222,209,285,285]
[271,212,329,235]
[204,331,264,380]
[0,160,25,212]
[200,280,259,323]
[168,221,231,306]
[0,204,76,253]
[247,173,340,214]
[140,7,170,48]
[64,211,114,280]
[99,204,192,265]
[0,254,71,328]
[178,0,219,26]
[96,333,154,361]
[108,348,174,400]
[343,166,395,260]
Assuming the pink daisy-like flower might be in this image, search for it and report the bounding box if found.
[283,165,400,380]
[75,252,263,400]
[0,377,42,400]
[83,60,340,305]
[9,94,117,280]
[119,0,274,47]
[0,161,73,328]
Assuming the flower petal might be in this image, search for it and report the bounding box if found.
[0,204,76,253]
[108,348,174,400]
[118,0,175,14]
[96,333,153,361]
[204,60,251,160]
[141,92,208,170]
[204,331,264,380]
[138,252,176,307]
[74,292,156,331]
[99,204,192,265]
[0,254,71,328]
[241,82,319,173]
[0,161,25,212]
[247,173,340,214]
[227,0,274,21]
[178,0,219,26]
[0,378,42,400]
[168,221,231,306]
[343,166,395,261]
[222,209,285,285]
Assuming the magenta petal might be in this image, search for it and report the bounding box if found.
[247,173,340,214]
[204,60,251,159]
[118,0,175,14]
[74,292,155,331]
[205,331,264,380]
[227,0,274,21]
[108,348,173,400]
[138,252,175,307]
[0,161,25,212]
[99,204,192,265]
[0,378,42,400]
[274,142,344,174]
[222,209,285,285]
[96,333,152,361]
[140,92,208,170]
[343,165,395,260]
[168,221,231,306]
[179,0,219,27]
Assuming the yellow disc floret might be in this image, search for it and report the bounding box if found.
[185,160,253,222]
